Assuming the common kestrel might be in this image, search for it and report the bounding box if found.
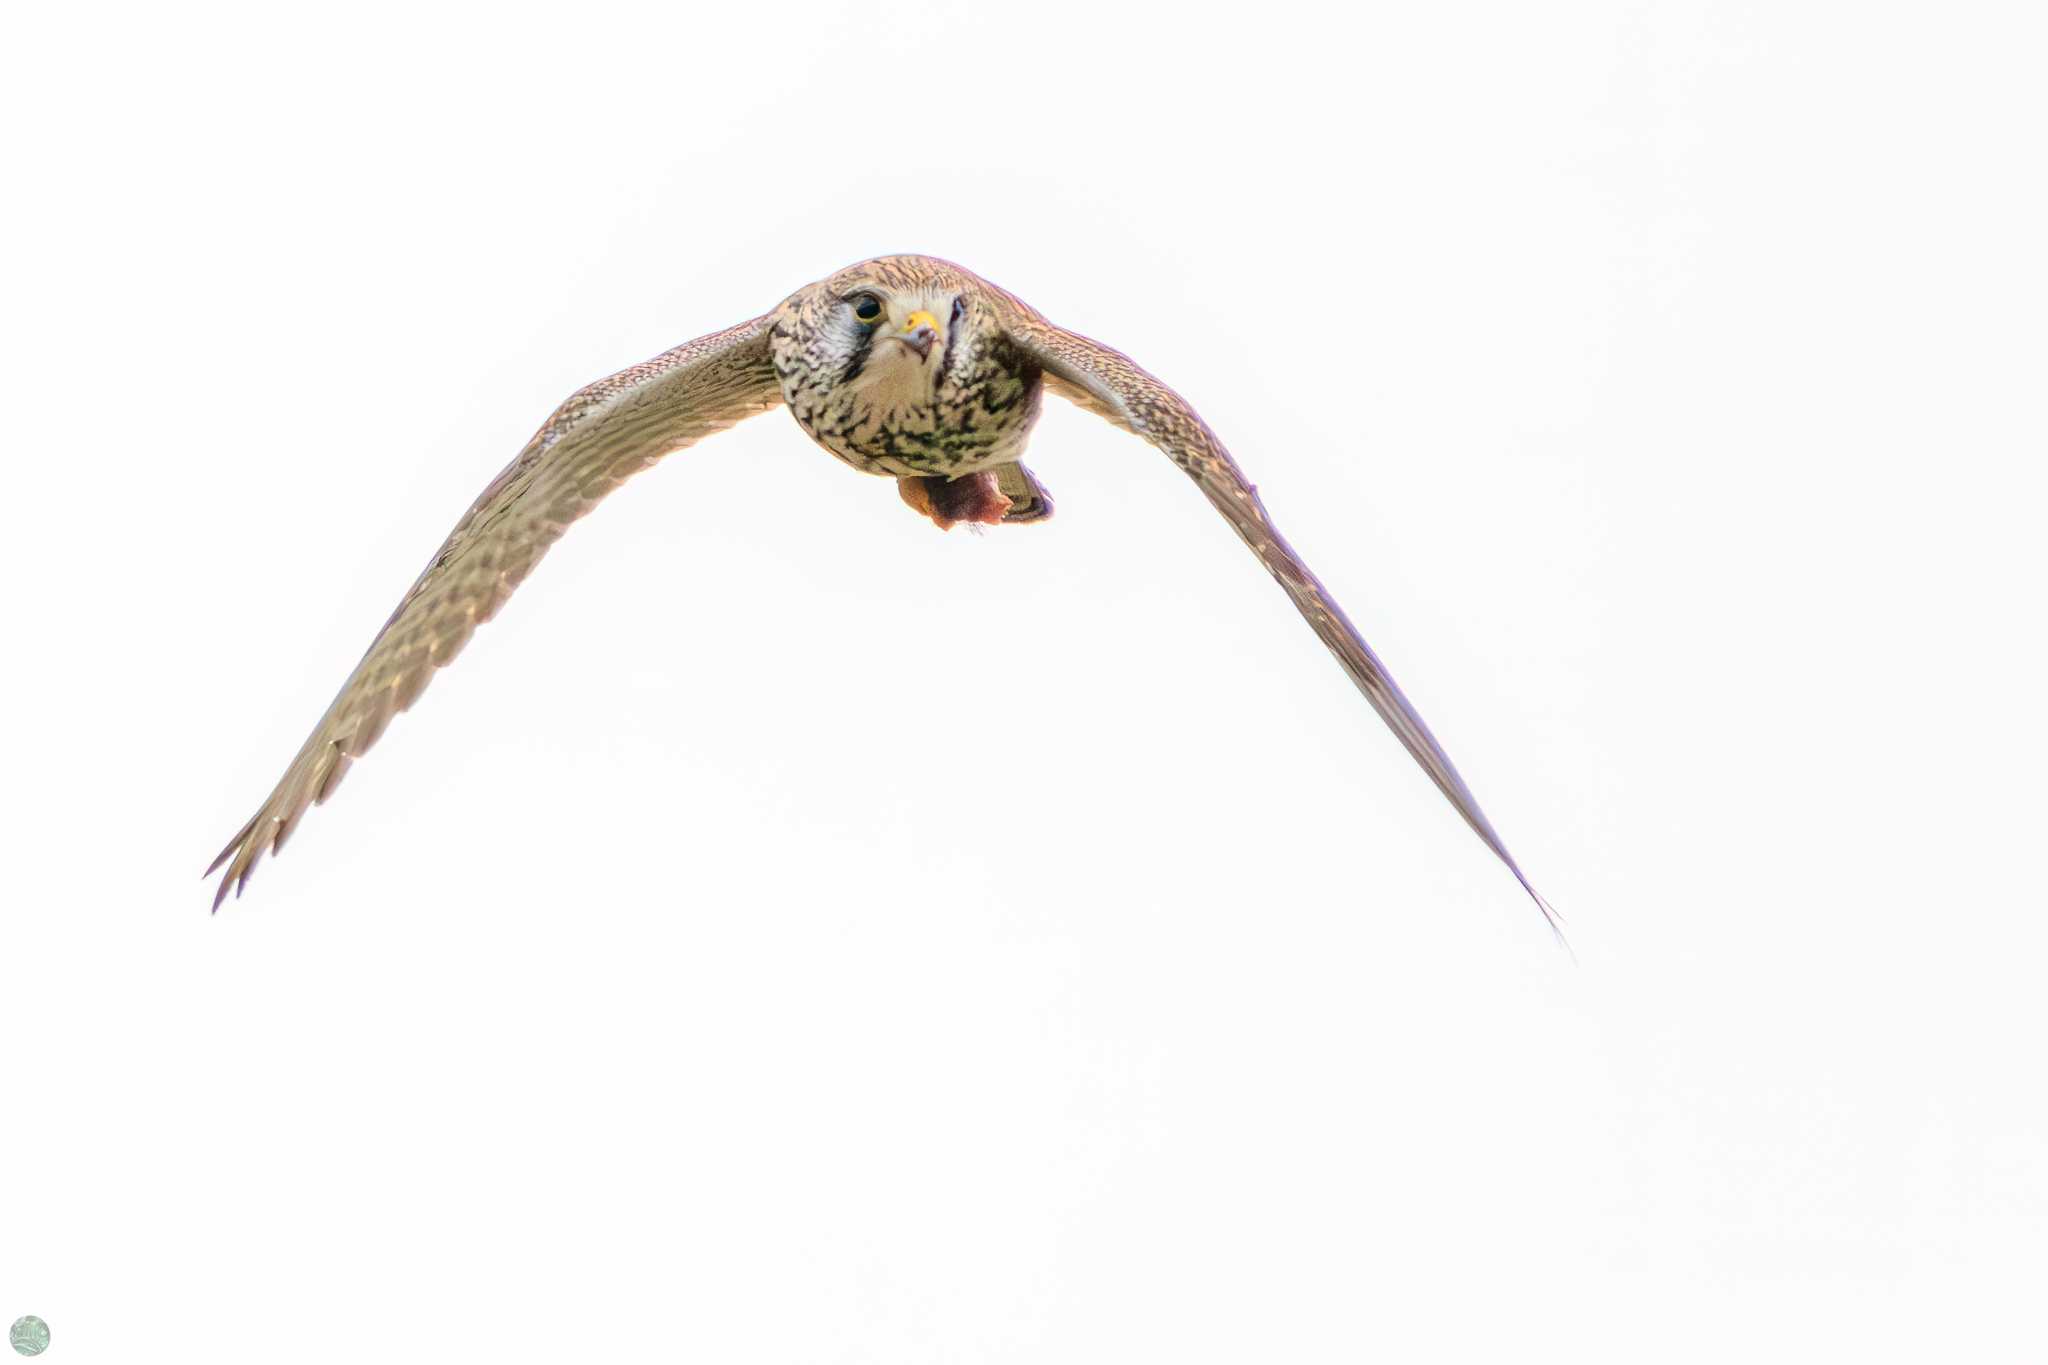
[209,255,1559,936]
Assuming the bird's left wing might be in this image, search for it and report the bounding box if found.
[997,303,1561,939]
[207,315,783,909]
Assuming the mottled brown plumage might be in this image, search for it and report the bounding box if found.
[209,254,1558,939]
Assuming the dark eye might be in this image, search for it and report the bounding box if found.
[950,295,968,323]
[851,294,884,324]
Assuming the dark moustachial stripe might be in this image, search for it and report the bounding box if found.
[839,319,874,386]
[937,296,962,382]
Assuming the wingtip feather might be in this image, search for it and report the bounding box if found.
[1511,871,1574,960]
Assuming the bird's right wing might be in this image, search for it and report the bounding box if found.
[207,315,783,909]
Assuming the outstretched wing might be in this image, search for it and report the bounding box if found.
[208,316,782,909]
[1000,307,1561,940]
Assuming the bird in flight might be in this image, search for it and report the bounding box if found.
[209,254,1559,936]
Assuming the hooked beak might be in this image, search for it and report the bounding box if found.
[891,309,941,362]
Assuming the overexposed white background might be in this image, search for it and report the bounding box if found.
[3,2,2044,1360]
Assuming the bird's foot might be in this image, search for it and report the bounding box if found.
[897,472,1013,530]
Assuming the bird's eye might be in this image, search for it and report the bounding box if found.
[850,294,884,324]
[950,295,968,323]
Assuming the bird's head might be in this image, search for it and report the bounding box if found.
[769,254,1042,477]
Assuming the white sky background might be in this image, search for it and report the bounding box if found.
[3,1,2044,1360]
